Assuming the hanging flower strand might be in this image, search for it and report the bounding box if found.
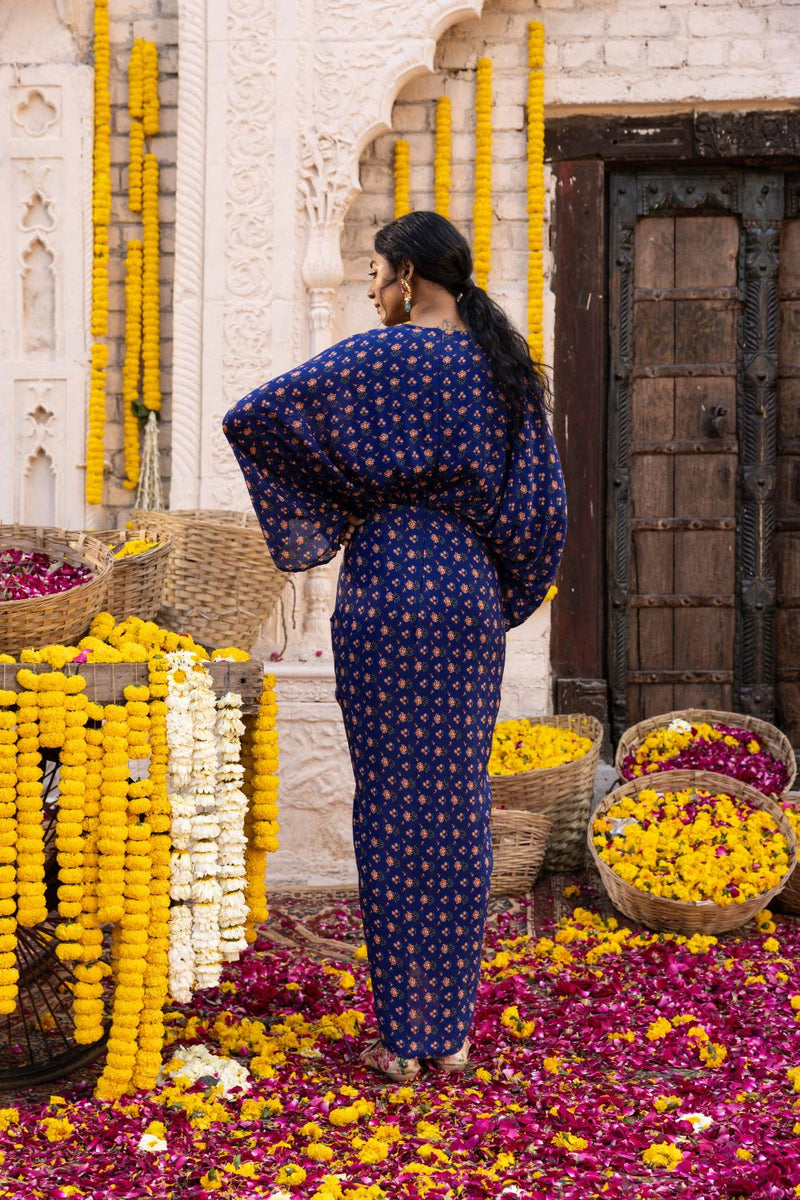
[142,40,160,137]
[128,39,145,213]
[14,680,47,929]
[85,0,112,506]
[141,153,161,414]
[125,38,159,491]
[393,139,411,219]
[434,97,452,219]
[122,240,143,489]
[473,57,493,291]
[527,22,546,362]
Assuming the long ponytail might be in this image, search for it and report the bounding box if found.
[374,211,548,436]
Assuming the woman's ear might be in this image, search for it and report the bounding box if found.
[402,259,415,284]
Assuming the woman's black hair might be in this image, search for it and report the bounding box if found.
[373,210,548,434]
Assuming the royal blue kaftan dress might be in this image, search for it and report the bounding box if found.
[223,324,566,1057]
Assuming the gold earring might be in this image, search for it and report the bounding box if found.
[400,278,412,314]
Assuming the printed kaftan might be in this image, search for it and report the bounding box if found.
[223,325,566,1057]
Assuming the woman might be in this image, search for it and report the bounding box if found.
[223,211,566,1082]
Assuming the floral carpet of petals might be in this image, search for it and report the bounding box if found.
[1,881,800,1200]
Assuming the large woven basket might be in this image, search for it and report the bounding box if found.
[589,770,798,935]
[775,792,800,915]
[615,708,797,796]
[92,528,171,622]
[489,809,553,896]
[489,714,603,872]
[131,509,286,650]
[0,525,114,656]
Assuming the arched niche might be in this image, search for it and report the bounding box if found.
[341,0,535,344]
[21,236,57,358]
[23,448,56,527]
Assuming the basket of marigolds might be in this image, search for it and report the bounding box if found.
[589,769,797,935]
[0,524,114,655]
[616,709,796,797]
[489,809,553,896]
[92,528,172,622]
[489,714,603,872]
[775,793,800,914]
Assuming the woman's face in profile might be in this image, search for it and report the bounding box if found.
[367,253,407,327]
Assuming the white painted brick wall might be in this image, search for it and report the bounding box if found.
[340,0,799,715]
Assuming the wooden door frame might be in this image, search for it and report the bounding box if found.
[547,109,800,739]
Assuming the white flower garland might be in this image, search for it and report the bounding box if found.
[165,661,258,1001]
[189,667,224,991]
[166,651,197,1002]
[215,692,249,961]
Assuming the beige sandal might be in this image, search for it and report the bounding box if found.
[360,1037,421,1082]
[427,1036,472,1072]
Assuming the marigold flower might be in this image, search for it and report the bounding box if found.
[642,1141,683,1170]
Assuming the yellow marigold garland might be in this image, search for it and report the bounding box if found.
[141,153,161,413]
[434,97,452,219]
[393,139,411,219]
[14,683,47,928]
[473,57,493,291]
[242,675,279,940]
[53,675,89,963]
[73,699,106,1044]
[122,240,143,489]
[86,344,108,508]
[125,39,159,487]
[96,704,128,926]
[526,22,546,363]
[142,40,160,137]
[86,0,111,506]
[0,689,18,1014]
[128,40,145,212]
[132,660,170,1091]
[128,120,144,214]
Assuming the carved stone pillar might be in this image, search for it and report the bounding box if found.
[302,218,344,357]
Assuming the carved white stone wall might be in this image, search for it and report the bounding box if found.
[0,62,92,527]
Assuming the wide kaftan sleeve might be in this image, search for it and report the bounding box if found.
[485,393,567,630]
[222,339,369,572]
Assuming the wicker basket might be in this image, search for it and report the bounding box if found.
[615,708,797,796]
[489,809,553,896]
[131,509,286,650]
[489,714,603,872]
[91,528,172,622]
[0,525,114,656]
[588,769,798,935]
[775,792,800,915]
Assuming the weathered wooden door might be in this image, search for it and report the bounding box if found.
[607,169,787,739]
[776,177,800,746]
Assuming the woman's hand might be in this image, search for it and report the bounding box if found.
[340,514,366,548]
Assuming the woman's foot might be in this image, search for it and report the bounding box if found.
[427,1036,472,1073]
[360,1037,421,1081]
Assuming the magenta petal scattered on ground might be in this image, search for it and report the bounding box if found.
[2,888,800,1199]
